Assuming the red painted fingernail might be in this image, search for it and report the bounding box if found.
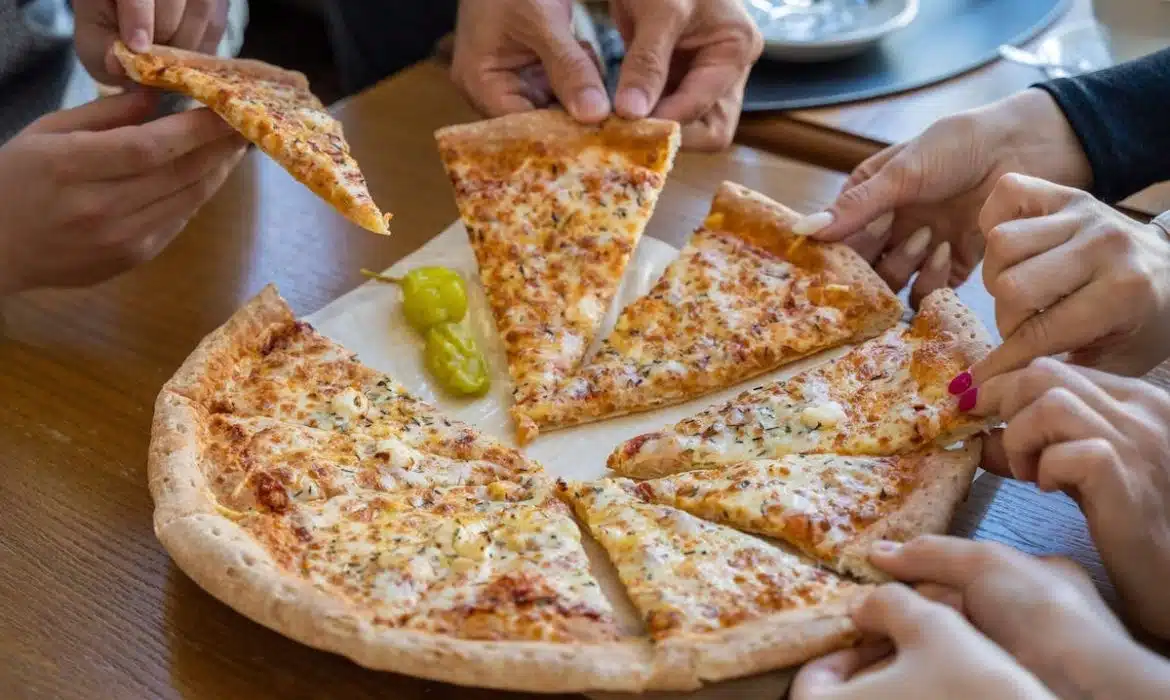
[948,371,972,395]
[958,388,978,412]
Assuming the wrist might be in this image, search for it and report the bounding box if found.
[991,88,1093,191]
[1060,629,1170,700]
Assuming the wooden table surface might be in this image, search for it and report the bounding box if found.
[736,0,1170,216]
[0,60,1119,700]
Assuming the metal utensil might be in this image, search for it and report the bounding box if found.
[997,43,1092,78]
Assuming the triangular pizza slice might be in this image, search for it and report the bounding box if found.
[558,478,867,685]
[607,289,994,478]
[631,443,980,581]
[518,182,903,439]
[436,111,680,444]
[114,42,391,234]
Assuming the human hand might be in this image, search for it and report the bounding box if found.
[608,0,762,150]
[959,359,1170,642]
[791,580,1057,700]
[75,0,229,85]
[791,89,1091,304]
[0,92,246,295]
[970,174,1170,379]
[452,0,610,123]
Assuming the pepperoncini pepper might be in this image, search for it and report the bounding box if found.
[362,266,468,331]
[424,322,490,396]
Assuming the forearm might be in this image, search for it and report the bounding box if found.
[1034,48,1170,203]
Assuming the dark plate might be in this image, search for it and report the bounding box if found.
[742,0,1069,112]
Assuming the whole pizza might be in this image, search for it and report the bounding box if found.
[149,103,996,693]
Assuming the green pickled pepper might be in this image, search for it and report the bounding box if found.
[362,266,468,331]
[424,322,491,397]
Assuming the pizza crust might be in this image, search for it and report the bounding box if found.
[148,287,667,694]
[838,440,982,582]
[657,600,863,685]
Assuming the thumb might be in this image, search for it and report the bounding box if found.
[615,16,685,119]
[26,92,158,134]
[530,23,610,123]
[792,156,915,241]
[853,583,959,649]
[118,0,155,51]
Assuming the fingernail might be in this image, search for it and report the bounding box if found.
[902,226,932,258]
[870,540,902,556]
[792,211,833,236]
[958,387,978,412]
[948,371,972,395]
[929,241,952,270]
[573,87,610,122]
[617,87,650,118]
[865,212,894,237]
[130,30,150,52]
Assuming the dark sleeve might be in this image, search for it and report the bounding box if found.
[1033,48,1170,204]
[324,1,458,97]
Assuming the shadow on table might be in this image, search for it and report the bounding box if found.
[163,565,555,700]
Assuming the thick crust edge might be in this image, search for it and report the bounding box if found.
[657,597,865,684]
[113,40,309,88]
[158,513,660,693]
[913,288,995,369]
[839,441,982,582]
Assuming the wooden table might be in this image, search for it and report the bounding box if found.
[736,0,1170,216]
[0,61,1110,700]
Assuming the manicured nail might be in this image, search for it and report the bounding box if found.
[948,371,972,395]
[958,387,978,412]
[865,212,895,236]
[617,87,650,118]
[574,87,610,122]
[130,29,150,52]
[902,226,932,258]
[792,211,833,236]
[870,540,902,556]
[929,241,952,270]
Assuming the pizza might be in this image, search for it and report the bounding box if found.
[113,42,392,234]
[149,286,664,693]
[515,182,902,438]
[608,289,995,478]
[629,443,980,581]
[435,111,680,445]
[558,478,868,685]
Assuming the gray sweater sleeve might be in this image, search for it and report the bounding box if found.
[1034,48,1170,204]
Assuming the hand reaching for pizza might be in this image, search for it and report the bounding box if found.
[961,358,1170,642]
[969,174,1170,379]
[75,0,230,85]
[451,0,761,151]
[0,92,245,295]
[790,579,1059,700]
[792,89,1091,305]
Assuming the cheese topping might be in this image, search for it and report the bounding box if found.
[560,479,862,639]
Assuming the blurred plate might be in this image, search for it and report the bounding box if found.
[745,0,920,62]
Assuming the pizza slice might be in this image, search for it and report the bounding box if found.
[631,443,980,581]
[435,111,680,444]
[516,182,902,438]
[204,414,544,517]
[113,42,391,234]
[557,478,867,685]
[607,289,995,478]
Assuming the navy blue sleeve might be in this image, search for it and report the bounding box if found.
[1034,48,1170,204]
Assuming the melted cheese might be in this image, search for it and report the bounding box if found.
[562,479,861,639]
[636,455,911,565]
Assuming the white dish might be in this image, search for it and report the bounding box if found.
[745,0,920,62]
